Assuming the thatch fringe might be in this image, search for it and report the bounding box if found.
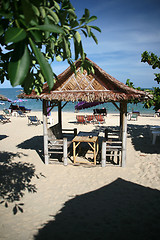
[18,58,148,103]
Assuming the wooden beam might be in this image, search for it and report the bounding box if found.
[61,101,68,109]
[46,101,58,115]
[43,99,49,164]
[121,101,127,167]
[112,101,120,111]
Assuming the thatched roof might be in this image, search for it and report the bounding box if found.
[19,58,147,102]
[0,94,8,101]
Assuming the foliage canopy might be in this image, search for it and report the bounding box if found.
[141,51,160,111]
[0,0,101,94]
[126,51,160,111]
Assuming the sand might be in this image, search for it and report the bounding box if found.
[0,111,160,240]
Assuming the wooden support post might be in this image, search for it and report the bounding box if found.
[58,101,62,128]
[101,140,106,167]
[73,141,76,164]
[105,128,108,140]
[121,101,127,167]
[74,128,77,136]
[119,102,123,140]
[43,100,49,164]
[63,138,68,166]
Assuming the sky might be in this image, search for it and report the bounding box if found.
[1,0,160,88]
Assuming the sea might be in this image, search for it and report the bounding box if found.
[0,88,155,115]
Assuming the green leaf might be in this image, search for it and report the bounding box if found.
[45,7,59,24]
[22,0,37,25]
[91,31,98,44]
[30,30,42,43]
[79,41,85,60]
[85,9,90,20]
[5,28,27,44]
[29,38,54,90]
[22,71,34,94]
[8,42,30,87]
[39,6,46,19]
[73,38,79,60]
[90,25,101,32]
[32,5,40,17]
[87,16,97,23]
[44,17,50,39]
[74,31,81,43]
[67,9,77,18]
[81,29,87,38]
[85,25,91,37]
[28,24,64,34]
[54,1,60,10]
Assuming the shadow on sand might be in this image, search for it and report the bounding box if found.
[0,151,44,214]
[0,134,8,141]
[16,123,160,166]
[34,178,160,240]
[127,124,160,154]
[94,124,160,154]
[17,135,44,163]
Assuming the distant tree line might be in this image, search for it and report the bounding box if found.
[126,51,160,111]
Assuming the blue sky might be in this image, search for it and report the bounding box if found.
[2,0,160,88]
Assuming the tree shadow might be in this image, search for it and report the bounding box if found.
[127,124,160,154]
[94,124,160,154]
[0,151,45,214]
[17,135,44,163]
[0,134,8,141]
[34,178,160,240]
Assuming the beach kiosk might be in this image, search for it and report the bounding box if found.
[19,58,148,167]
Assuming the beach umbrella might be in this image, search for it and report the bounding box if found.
[75,101,104,110]
[13,98,28,104]
[13,98,23,103]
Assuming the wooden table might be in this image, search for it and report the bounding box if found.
[72,132,99,165]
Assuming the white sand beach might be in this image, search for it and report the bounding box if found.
[0,111,160,240]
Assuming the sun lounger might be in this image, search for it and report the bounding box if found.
[86,115,95,123]
[0,114,11,124]
[95,115,105,124]
[17,110,26,117]
[28,116,41,125]
[76,115,86,124]
[3,109,11,116]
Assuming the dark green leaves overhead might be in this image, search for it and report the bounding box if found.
[0,0,101,94]
[28,24,64,34]
[29,38,55,90]
[5,28,27,44]
[45,7,59,24]
[8,42,30,87]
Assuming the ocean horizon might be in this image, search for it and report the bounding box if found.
[0,88,155,114]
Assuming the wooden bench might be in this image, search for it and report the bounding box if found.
[101,139,122,166]
[48,123,77,165]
